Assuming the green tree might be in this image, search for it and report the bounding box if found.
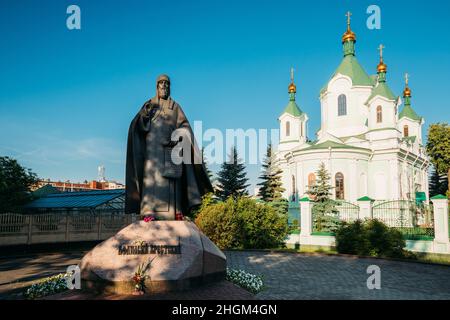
[426,123,450,195]
[215,147,249,201]
[257,144,285,202]
[201,147,214,183]
[306,162,340,232]
[429,165,448,198]
[0,156,38,212]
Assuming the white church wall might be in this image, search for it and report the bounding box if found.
[367,97,397,130]
[321,76,371,139]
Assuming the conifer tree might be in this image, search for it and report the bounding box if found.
[216,147,249,201]
[429,165,448,198]
[306,162,339,232]
[257,145,285,202]
[201,147,214,183]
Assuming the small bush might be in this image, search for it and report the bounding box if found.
[335,220,370,255]
[335,219,411,259]
[195,196,289,250]
[238,198,289,249]
[195,198,243,249]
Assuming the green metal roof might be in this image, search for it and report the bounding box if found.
[399,104,421,121]
[357,196,374,202]
[281,100,304,117]
[366,81,397,103]
[321,55,374,94]
[302,140,371,152]
[431,194,448,200]
[25,189,125,209]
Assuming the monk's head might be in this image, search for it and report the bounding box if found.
[156,74,170,100]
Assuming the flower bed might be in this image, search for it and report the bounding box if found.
[226,268,264,294]
[24,273,70,299]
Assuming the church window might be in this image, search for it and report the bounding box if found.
[286,121,290,137]
[376,106,382,123]
[338,94,347,116]
[335,172,345,200]
[308,173,316,188]
[291,175,296,201]
[307,173,316,200]
[403,125,409,137]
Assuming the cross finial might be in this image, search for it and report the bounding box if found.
[290,67,295,83]
[378,44,385,61]
[405,73,409,86]
[346,11,352,30]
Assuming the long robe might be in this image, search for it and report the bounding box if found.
[125,96,213,218]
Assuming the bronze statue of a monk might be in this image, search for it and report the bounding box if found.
[125,74,213,219]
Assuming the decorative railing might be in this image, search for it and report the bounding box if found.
[335,201,359,223]
[0,211,138,246]
[372,200,434,240]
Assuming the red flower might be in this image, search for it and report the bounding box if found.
[143,215,155,223]
[175,212,184,221]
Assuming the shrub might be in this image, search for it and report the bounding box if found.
[335,220,370,255]
[238,198,289,249]
[335,219,410,259]
[195,197,242,249]
[195,196,289,250]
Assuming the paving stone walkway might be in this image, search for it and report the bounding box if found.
[1,250,449,299]
[226,251,450,300]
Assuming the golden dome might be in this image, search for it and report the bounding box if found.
[288,82,296,93]
[377,61,387,73]
[342,29,356,43]
[403,86,411,97]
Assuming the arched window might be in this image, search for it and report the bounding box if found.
[403,125,409,137]
[291,175,296,201]
[286,121,290,137]
[308,173,316,188]
[307,173,316,200]
[335,172,345,200]
[338,94,347,116]
[376,106,382,123]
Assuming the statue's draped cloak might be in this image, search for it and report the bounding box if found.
[125,97,213,217]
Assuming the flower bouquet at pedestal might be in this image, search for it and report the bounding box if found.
[132,257,155,295]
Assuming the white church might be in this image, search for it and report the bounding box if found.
[275,14,429,203]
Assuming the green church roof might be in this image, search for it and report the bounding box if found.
[321,55,374,94]
[302,140,371,152]
[366,81,397,103]
[282,101,303,117]
[399,104,421,121]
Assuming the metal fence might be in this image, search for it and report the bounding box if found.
[372,200,434,240]
[0,211,138,246]
[336,201,359,223]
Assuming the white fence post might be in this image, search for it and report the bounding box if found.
[431,195,450,254]
[357,196,374,220]
[300,197,312,244]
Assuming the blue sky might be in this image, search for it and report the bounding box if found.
[1,0,449,192]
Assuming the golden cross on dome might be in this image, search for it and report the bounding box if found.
[378,44,385,61]
[405,73,409,86]
[346,11,352,29]
[290,67,295,83]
